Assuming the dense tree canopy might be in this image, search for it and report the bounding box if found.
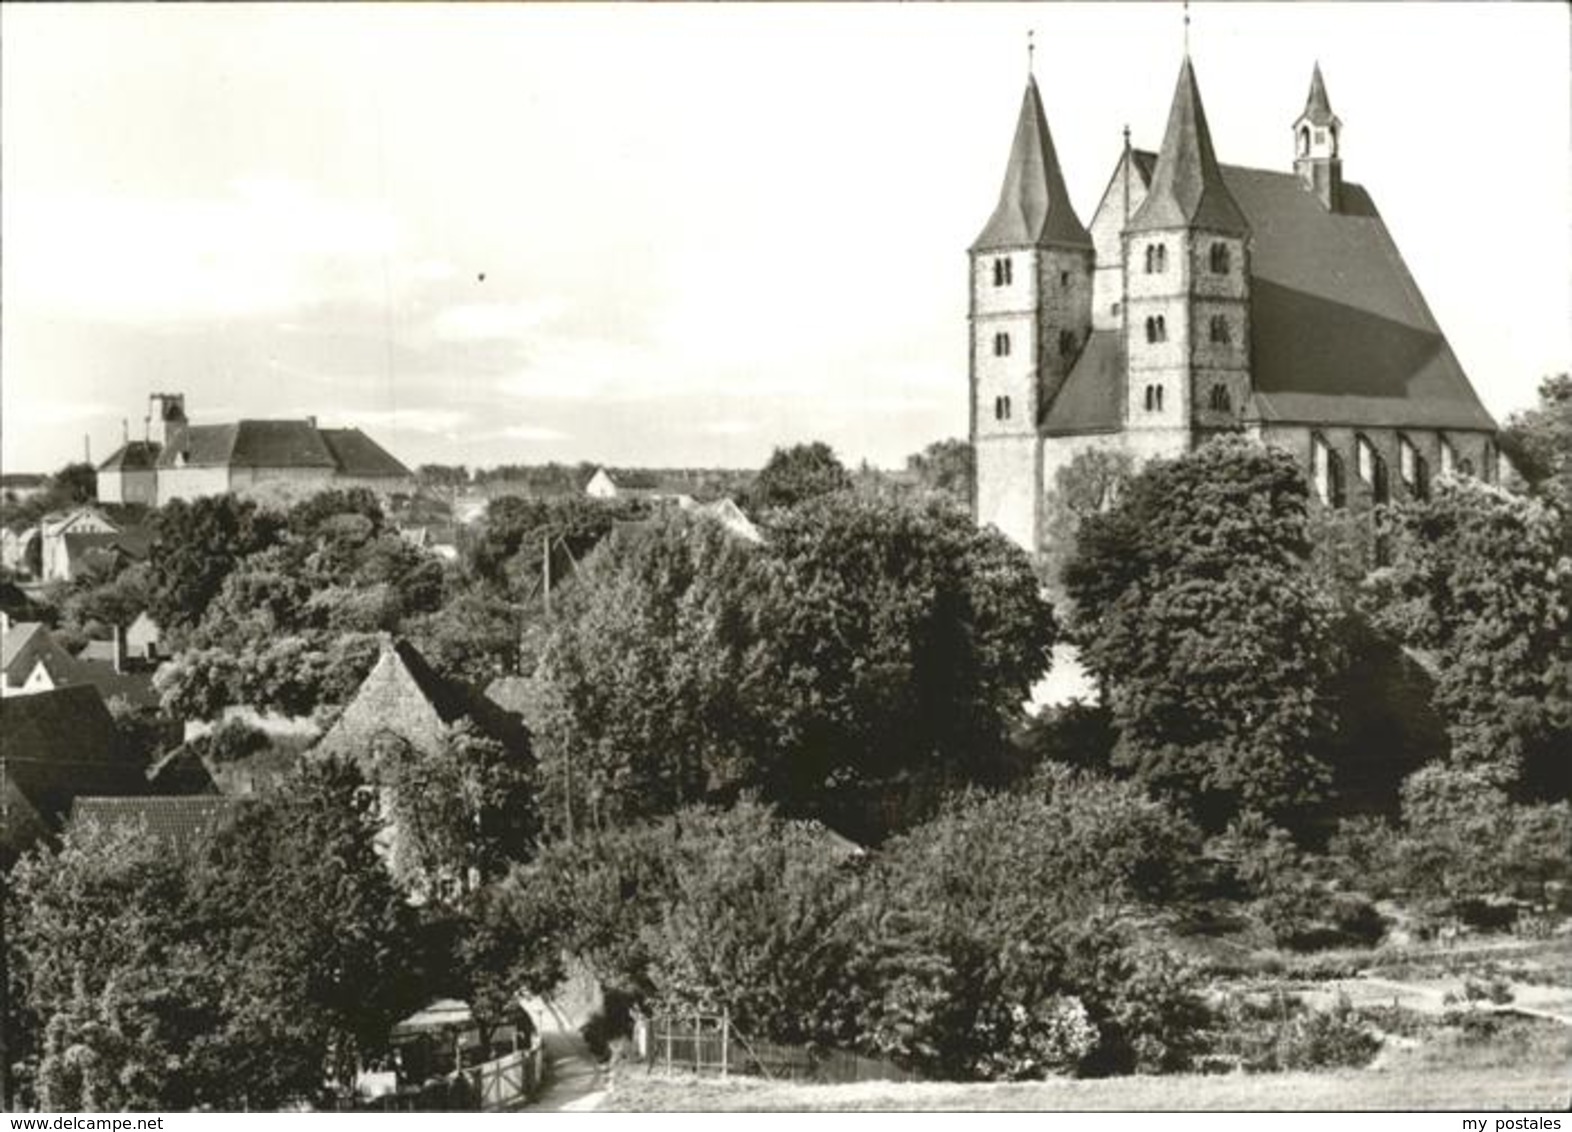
[146,496,287,635]
[534,495,1056,838]
[905,439,974,508]
[1364,479,1571,798]
[1501,373,1572,550]
[1065,439,1337,828]
[749,441,853,511]
[4,759,422,1111]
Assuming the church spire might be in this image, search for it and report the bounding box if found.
[1301,61,1336,126]
[1128,55,1249,235]
[1293,61,1343,210]
[972,73,1092,251]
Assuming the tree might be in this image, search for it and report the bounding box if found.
[1500,373,1572,550]
[1065,438,1337,828]
[192,758,423,1103]
[905,439,974,508]
[750,441,852,511]
[859,781,1209,1079]
[417,464,470,490]
[469,495,641,597]
[1364,478,1572,798]
[53,462,98,505]
[146,496,286,635]
[502,803,860,1047]
[534,512,777,830]
[761,493,1057,835]
[6,821,224,1111]
[381,721,541,904]
[1040,448,1134,596]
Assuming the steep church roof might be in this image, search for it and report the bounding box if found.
[972,76,1092,251]
[1047,153,1496,434]
[1298,63,1339,127]
[1128,56,1249,236]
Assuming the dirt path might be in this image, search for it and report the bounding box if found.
[522,1028,609,1111]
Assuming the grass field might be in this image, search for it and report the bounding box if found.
[605,1065,1571,1112]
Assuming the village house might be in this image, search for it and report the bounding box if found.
[36,506,150,583]
[0,684,150,867]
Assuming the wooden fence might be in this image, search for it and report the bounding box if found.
[632,1010,913,1084]
[352,1036,544,1111]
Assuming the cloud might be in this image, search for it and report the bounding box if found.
[497,424,571,442]
[343,407,472,435]
[697,421,757,436]
[430,299,565,343]
[2,180,402,324]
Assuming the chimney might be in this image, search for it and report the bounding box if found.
[306,415,318,429]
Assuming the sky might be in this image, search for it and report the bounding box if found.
[3,2,1568,475]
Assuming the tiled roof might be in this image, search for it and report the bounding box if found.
[0,473,48,488]
[1129,57,1249,236]
[97,441,162,473]
[973,77,1093,252]
[318,428,413,479]
[70,796,247,855]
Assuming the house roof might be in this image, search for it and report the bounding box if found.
[319,428,414,479]
[98,440,162,473]
[70,795,247,855]
[2,621,47,677]
[973,76,1093,252]
[0,473,48,488]
[70,659,161,711]
[1043,157,1497,435]
[156,419,411,478]
[1,685,148,855]
[1129,56,1250,236]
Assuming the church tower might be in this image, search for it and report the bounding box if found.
[1123,55,1251,459]
[970,69,1093,551]
[1293,63,1343,211]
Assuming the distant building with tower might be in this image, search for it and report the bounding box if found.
[969,49,1500,554]
[96,393,415,506]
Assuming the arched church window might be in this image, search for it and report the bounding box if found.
[1209,243,1231,274]
[1155,245,1167,273]
[1144,245,1156,274]
[993,257,1013,287]
[1002,396,1013,420]
[1156,385,1165,411]
[1145,317,1156,344]
[1154,315,1167,342]
[993,332,1011,357]
[1144,385,1155,412]
[1209,315,1230,344]
[1209,384,1231,413]
[1298,126,1310,156]
[1355,434,1375,484]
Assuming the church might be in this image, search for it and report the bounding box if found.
[969,50,1500,554]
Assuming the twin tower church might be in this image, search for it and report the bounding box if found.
[968,51,1500,554]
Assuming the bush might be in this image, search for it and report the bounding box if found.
[1215,992,1381,1073]
[204,717,270,764]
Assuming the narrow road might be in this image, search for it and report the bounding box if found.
[522,1029,609,1112]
